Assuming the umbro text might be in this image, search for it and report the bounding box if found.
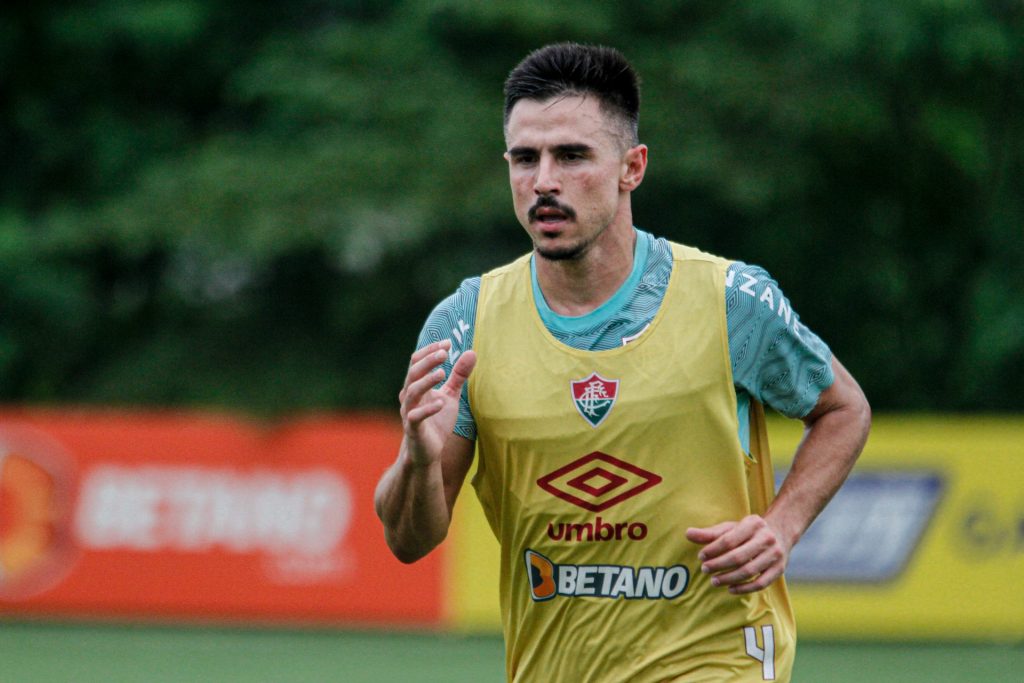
[546,517,648,542]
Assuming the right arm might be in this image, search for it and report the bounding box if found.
[374,340,477,563]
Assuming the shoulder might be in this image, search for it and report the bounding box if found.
[674,244,733,268]
[656,237,732,266]
[416,277,481,349]
[724,262,801,333]
[725,261,770,286]
[724,261,834,418]
[428,276,481,321]
[662,240,734,281]
[637,232,735,294]
[724,260,807,340]
[481,252,532,281]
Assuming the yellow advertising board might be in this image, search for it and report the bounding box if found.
[444,415,1024,641]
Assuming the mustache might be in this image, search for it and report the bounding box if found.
[528,195,577,222]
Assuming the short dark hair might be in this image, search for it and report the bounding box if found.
[503,43,641,145]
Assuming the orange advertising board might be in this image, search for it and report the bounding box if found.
[0,410,439,626]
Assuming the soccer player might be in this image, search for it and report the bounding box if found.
[375,43,871,682]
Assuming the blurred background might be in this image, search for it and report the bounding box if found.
[0,1,1022,681]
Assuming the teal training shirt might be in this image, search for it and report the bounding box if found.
[416,229,834,452]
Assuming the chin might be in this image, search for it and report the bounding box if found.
[535,240,588,262]
[533,224,606,262]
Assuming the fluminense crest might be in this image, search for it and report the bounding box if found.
[570,373,619,428]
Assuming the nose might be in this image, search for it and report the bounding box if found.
[533,155,560,196]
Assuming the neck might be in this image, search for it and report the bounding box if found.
[535,223,637,317]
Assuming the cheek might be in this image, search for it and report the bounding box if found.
[576,171,620,210]
[509,180,535,220]
[509,173,533,199]
[512,183,534,212]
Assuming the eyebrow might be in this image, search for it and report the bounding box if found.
[506,143,594,157]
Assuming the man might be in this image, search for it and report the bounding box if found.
[375,43,870,682]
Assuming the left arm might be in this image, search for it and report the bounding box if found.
[685,356,871,594]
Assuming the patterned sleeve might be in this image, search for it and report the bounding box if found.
[414,277,480,440]
[726,262,834,418]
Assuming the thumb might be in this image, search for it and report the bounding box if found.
[443,350,477,396]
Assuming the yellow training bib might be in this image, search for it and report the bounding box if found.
[469,243,794,682]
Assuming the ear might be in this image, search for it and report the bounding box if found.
[619,144,648,192]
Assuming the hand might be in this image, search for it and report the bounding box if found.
[399,340,476,468]
[685,515,790,595]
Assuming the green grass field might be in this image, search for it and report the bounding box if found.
[0,622,1020,682]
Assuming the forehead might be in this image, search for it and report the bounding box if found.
[505,95,619,148]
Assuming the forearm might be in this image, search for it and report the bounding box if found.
[687,356,869,595]
[374,440,453,564]
[378,342,477,564]
[765,363,871,549]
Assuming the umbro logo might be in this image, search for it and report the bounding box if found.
[536,452,662,513]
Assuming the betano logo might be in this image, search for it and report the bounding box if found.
[525,549,689,602]
[76,465,352,558]
[536,452,662,512]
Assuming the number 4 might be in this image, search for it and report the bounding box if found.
[743,625,776,680]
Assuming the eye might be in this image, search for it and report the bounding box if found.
[510,152,537,166]
[559,150,587,163]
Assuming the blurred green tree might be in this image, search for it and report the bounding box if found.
[0,0,1021,413]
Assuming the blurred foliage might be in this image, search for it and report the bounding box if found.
[0,0,1021,413]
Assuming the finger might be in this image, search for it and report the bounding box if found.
[695,516,766,562]
[441,350,476,397]
[403,341,451,390]
[685,521,736,546]
[402,347,449,397]
[405,398,445,425]
[400,367,447,418]
[700,530,773,573]
[728,565,785,595]
[409,339,451,367]
[708,547,780,587]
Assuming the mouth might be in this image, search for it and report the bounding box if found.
[528,200,576,228]
[534,209,569,225]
